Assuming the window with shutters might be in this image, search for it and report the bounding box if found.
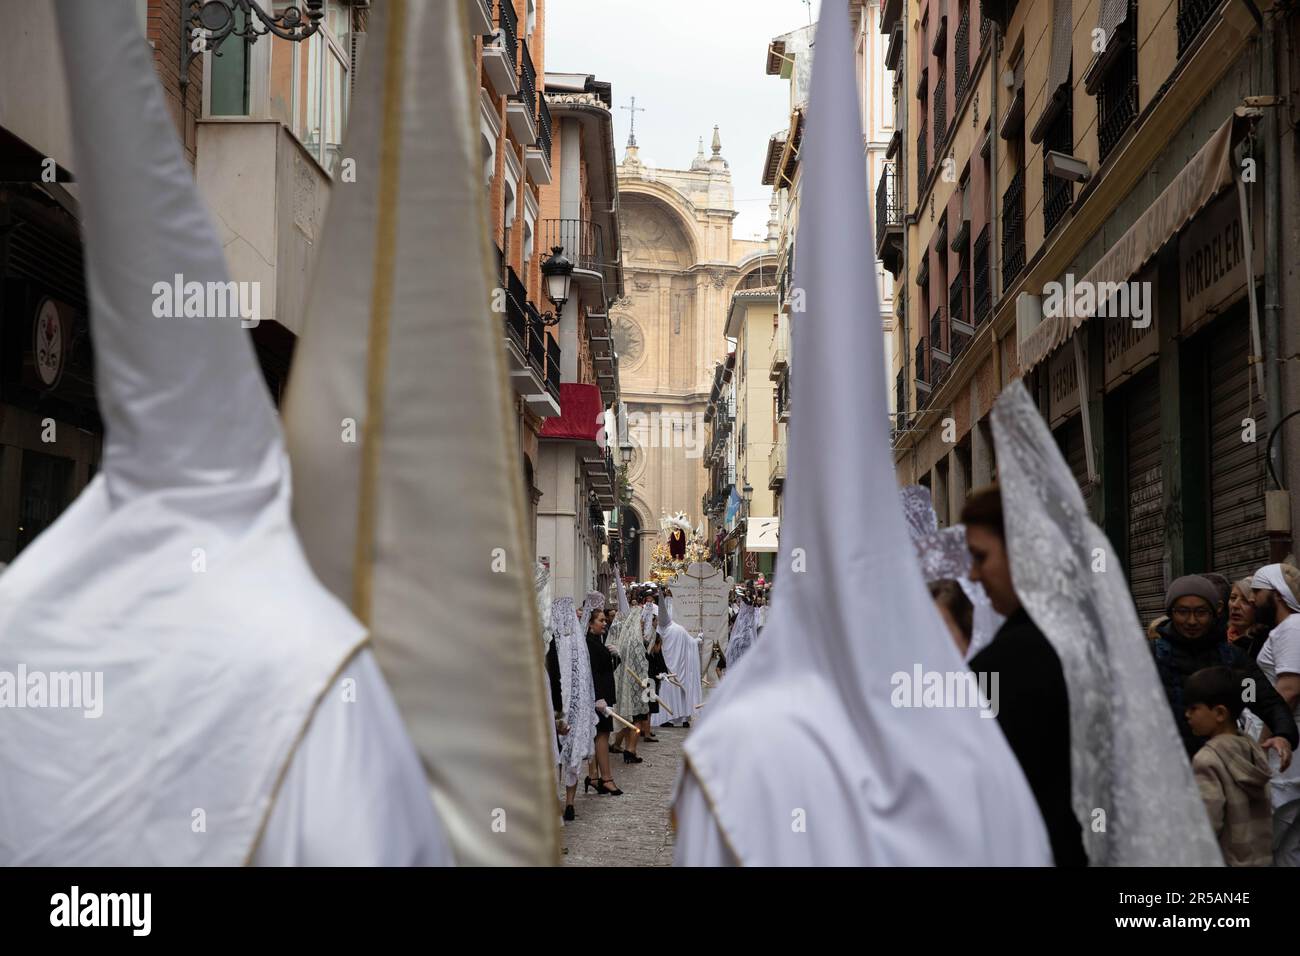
[207,0,356,178]
[1088,0,1138,164]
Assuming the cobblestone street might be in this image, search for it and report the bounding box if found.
[561,724,689,866]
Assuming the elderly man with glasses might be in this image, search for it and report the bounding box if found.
[1151,575,1297,766]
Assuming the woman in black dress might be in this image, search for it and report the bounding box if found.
[585,607,623,796]
[645,632,668,743]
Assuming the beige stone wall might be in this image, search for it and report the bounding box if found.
[614,148,759,557]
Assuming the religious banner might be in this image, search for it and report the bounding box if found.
[667,561,732,638]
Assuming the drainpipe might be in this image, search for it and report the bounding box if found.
[901,10,911,432]
[989,23,1003,387]
[1261,8,1284,487]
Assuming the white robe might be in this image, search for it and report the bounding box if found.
[253,650,451,865]
[653,604,702,726]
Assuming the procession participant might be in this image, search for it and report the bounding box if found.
[724,592,759,670]
[985,381,1225,865]
[0,0,451,866]
[653,588,703,729]
[279,1,558,864]
[612,573,650,762]
[673,0,1052,865]
[1250,563,1300,865]
[900,485,1003,660]
[546,596,597,821]
[583,595,624,796]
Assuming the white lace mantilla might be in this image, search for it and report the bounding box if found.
[992,381,1222,866]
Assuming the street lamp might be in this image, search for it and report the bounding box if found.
[181,1,325,88]
[742,482,753,516]
[538,246,574,326]
[620,441,633,465]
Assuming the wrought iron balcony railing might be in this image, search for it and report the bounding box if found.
[1096,4,1138,163]
[917,119,929,185]
[515,37,537,112]
[539,218,609,280]
[1001,167,1025,289]
[495,0,518,74]
[875,162,903,270]
[1042,97,1074,235]
[537,96,552,162]
[1177,0,1219,55]
[934,74,948,146]
[972,224,991,324]
[915,338,929,386]
[954,2,970,103]
[545,329,561,399]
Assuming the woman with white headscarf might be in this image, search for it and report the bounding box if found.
[1251,563,1300,864]
[612,574,650,763]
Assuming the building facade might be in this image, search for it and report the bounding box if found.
[614,135,765,580]
[887,0,1300,624]
[533,72,624,601]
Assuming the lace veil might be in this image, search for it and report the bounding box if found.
[992,381,1221,865]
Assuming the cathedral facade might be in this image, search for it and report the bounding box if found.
[614,132,770,580]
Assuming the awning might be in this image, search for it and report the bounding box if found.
[745,517,781,553]
[538,383,604,441]
[1019,112,1245,374]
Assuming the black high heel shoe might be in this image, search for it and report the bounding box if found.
[622,751,643,764]
[595,778,623,796]
[583,776,594,793]
[563,805,575,822]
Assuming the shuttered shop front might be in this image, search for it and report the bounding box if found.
[1207,313,1268,580]
[1053,416,1094,515]
[1123,370,1164,626]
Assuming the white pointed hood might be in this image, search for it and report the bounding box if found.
[0,0,363,865]
[676,0,1051,865]
[282,0,558,865]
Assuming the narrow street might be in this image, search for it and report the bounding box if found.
[561,724,688,866]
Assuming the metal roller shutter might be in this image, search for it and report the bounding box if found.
[1208,315,1268,580]
[1124,369,1164,627]
[1053,415,1093,514]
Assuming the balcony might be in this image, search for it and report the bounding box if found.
[466,0,493,35]
[915,338,930,408]
[526,97,553,184]
[778,242,795,314]
[502,266,561,417]
[917,120,929,186]
[482,0,519,96]
[1178,0,1219,55]
[1042,99,1074,236]
[768,436,787,491]
[932,1,948,54]
[196,120,330,336]
[880,0,903,33]
[950,274,973,362]
[1001,168,1025,289]
[506,38,538,146]
[972,225,991,324]
[584,448,617,508]
[934,75,948,148]
[930,307,950,366]
[875,162,904,276]
[1096,33,1138,164]
[954,3,970,104]
[885,22,904,72]
[538,218,617,294]
[769,344,788,381]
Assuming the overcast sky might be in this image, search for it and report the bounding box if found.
[545,0,822,240]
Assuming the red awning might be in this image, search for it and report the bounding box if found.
[539,383,604,442]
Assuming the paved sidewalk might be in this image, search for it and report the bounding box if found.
[560,723,689,867]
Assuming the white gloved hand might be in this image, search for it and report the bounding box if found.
[594,699,608,715]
